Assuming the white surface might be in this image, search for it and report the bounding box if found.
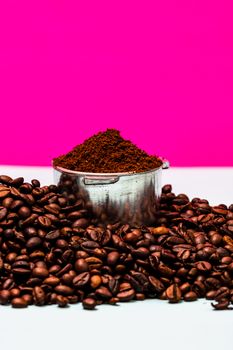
[0,165,232,350]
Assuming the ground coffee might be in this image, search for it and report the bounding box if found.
[53,129,162,173]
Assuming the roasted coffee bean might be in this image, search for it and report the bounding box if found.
[56,264,72,277]
[0,186,10,198]
[56,295,68,307]
[192,281,206,297]
[148,276,165,293]
[72,218,89,228]
[33,286,45,306]
[90,275,102,289]
[38,216,52,228]
[74,259,89,273]
[45,230,60,240]
[211,300,231,310]
[81,241,100,251]
[0,290,10,304]
[26,237,42,249]
[73,272,90,288]
[0,206,8,220]
[215,287,230,301]
[61,273,74,285]
[32,267,49,279]
[196,261,212,273]
[85,257,103,270]
[166,284,181,303]
[95,286,112,299]
[54,285,74,296]
[22,294,33,305]
[107,251,120,266]
[135,293,145,300]
[82,297,97,310]
[206,290,218,300]
[18,206,31,219]
[11,297,28,308]
[124,229,141,243]
[150,227,170,235]
[10,288,21,298]
[11,177,24,187]
[44,204,60,215]
[117,289,135,302]
[31,179,40,188]
[0,175,13,184]
[43,276,60,286]
[183,291,198,301]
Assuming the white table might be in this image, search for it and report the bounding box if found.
[0,166,232,350]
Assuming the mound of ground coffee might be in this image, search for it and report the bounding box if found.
[53,129,162,173]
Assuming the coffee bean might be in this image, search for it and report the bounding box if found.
[0,175,13,184]
[45,230,60,240]
[10,288,21,298]
[90,275,102,289]
[26,237,42,249]
[215,287,230,301]
[117,289,135,302]
[166,284,182,303]
[73,272,90,288]
[72,218,89,228]
[0,206,8,220]
[12,260,31,275]
[56,295,68,307]
[81,241,100,251]
[0,290,10,304]
[107,251,120,265]
[196,261,212,272]
[184,291,197,301]
[95,286,112,299]
[135,293,145,300]
[162,184,172,193]
[124,230,141,243]
[85,257,103,270]
[54,285,74,296]
[33,286,45,306]
[74,259,89,273]
[56,263,72,277]
[82,297,97,310]
[22,294,33,305]
[61,273,74,285]
[11,177,24,187]
[192,280,206,296]
[150,227,170,235]
[148,276,165,293]
[44,204,60,215]
[32,267,49,279]
[31,179,40,188]
[43,276,60,286]
[11,297,28,308]
[211,300,231,310]
[0,186,10,198]
[18,206,31,219]
[67,295,78,304]
[38,216,52,228]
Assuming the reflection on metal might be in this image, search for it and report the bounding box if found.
[53,161,168,226]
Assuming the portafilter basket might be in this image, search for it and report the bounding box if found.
[53,159,169,226]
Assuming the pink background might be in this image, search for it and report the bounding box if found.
[0,1,233,167]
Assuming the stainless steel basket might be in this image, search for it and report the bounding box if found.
[53,160,169,226]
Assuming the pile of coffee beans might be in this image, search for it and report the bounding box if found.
[0,175,232,310]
